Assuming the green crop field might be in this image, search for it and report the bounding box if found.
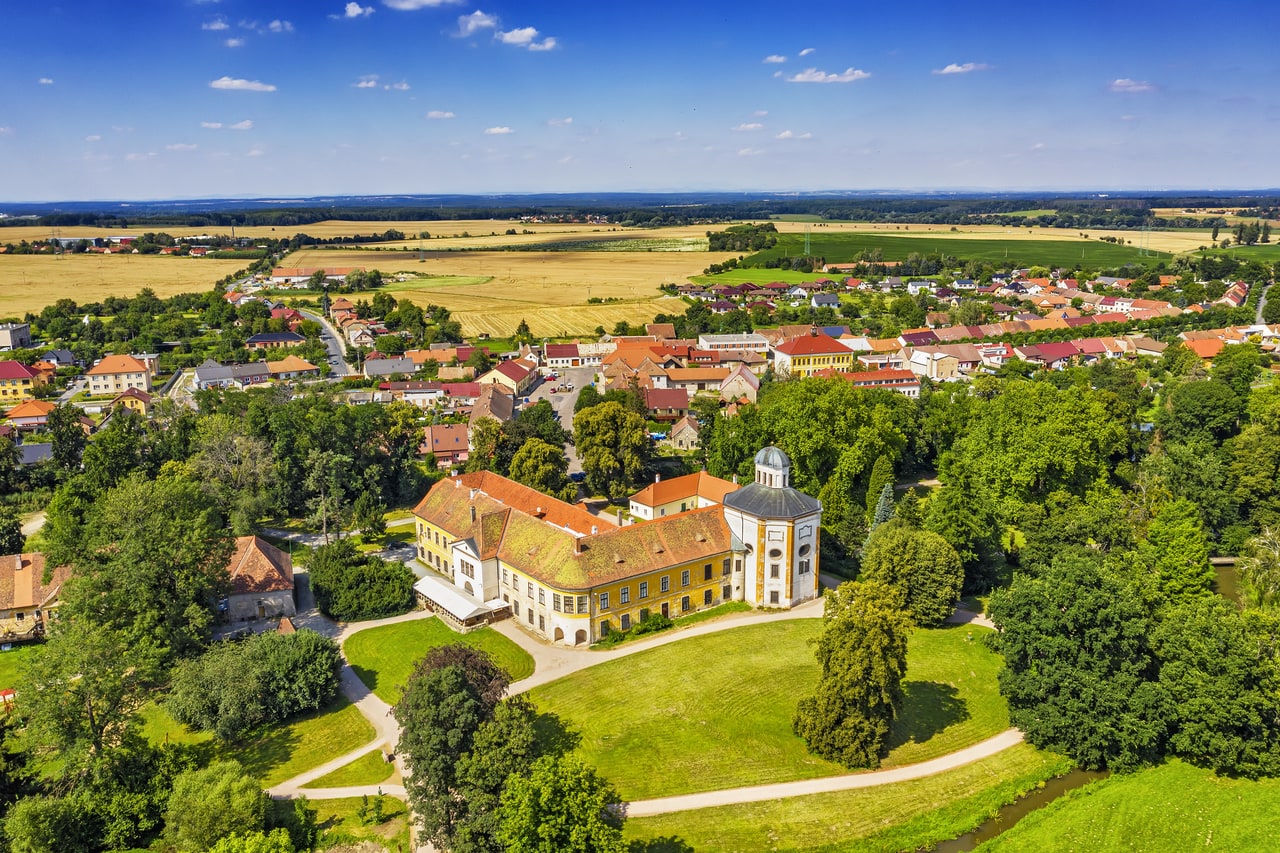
[744,232,1169,269]
[978,759,1280,852]
[529,621,1008,801]
[1196,244,1280,261]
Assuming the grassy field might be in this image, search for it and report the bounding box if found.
[0,254,249,317]
[140,698,374,787]
[625,743,1072,853]
[0,643,37,694]
[1196,243,1280,261]
[528,621,1008,801]
[313,795,412,851]
[344,617,535,705]
[979,759,1280,852]
[306,748,397,789]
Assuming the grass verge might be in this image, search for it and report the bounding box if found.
[306,748,397,789]
[624,743,1070,853]
[529,621,1008,800]
[312,795,412,851]
[345,618,535,704]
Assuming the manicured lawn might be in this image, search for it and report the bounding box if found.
[140,698,375,787]
[306,748,397,789]
[625,743,1071,853]
[312,795,412,851]
[345,618,535,704]
[529,621,1009,800]
[0,643,38,694]
[978,759,1280,852]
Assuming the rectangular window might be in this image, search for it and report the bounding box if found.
[512,573,520,588]
[502,568,508,584]
[770,591,780,605]
[735,559,742,572]
[539,615,545,631]
[799,559,810,574]
[681,570,690,588]
[770,564,780,579]
[553,593,562,612]
[563,596,574,614]
[681,595,691,612]
[619,586,630,604]
[639,608,650,622]
[704,564,713,581]
[526,581,534,598]
[538,588,546,605]
[704,589,713,605]
[527,609,534,624]
[577,595,588,613]
[599,592,610,610]
[600,619,612,637]
[722,558,731,576]
[723,585,732,601]
[621,613,631,631]
[639,581,649,599]
[513,600,520,615]
[660,576,670,593]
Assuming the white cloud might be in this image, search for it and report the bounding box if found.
[457,10,497,35]
[498,26,555,50]
[786,67,870,83]
[799,48,815,56]
[752,110,768,117]
[225,38,245,47]
[125,152,157,161]
[267,19,294,33]
[547,117,573,126]
[738,148,763,156]
[210,76,276,92]
[1031,142,1046,150]
[335,2,375,18]
[38,77,54,85]
[484,126,513,135]
[526,36,557,51]
[733,122,764,131]
[426,110,455,119]
[776,130,812,139]
[202,18,229,31]
[229,119,253,130]
[85,134,102,142]
[388,0,463,10]
[201,121,223,129]
[386,81,411,91]
[246,148,264,157]
[0,127,14,136]
[1110,77,1154,93]
[763,55,786,64]
[933,62,991,75]
[165,143,198,151]
[355,75,380,88]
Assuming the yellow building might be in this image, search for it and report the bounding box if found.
[0,361,39,403]
[771,334,854,378]
[412,447,822,645]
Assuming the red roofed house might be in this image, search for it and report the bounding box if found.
[0,361,39,403]
[645,387,690,422]
[628,470,738,520]
[842,368,921,398]
[544,343,582,369]
[479,360,536,395]
[0,553,72,641]
[426,423,471,468]
[772,334,854,378]
[224,536,295,622]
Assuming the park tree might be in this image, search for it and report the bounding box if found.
[351,489,387,540]
[451,696,544,852]
[1157,379,1243,444]
[793,581,911,768]
[496,755,627,853]
[924,463,1003,593]
[206,830,296,853]
[395,645,510,849]
[509,437,573,500]
[0,503,24,554]
[989,553,1169,771]
[308,539,415,621]
[46,403,87,472]
[1239,528,1280,610]
[1134,498,1215,604]
[303,448,352,542]
[465,417,504,473]
[863,455,894,524]
[859,523,963,627]
[1211,343,1264,399]
[573,401,650,501]
[190,413,276,534]
[164,761,270,852]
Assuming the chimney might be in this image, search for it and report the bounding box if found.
[470,506,476,523]
[732,473,738,485]
[591,525,598,535]
[469,488,478,501]
[654,473,661,483]
[574,536,583,555]
[617,508,624,524]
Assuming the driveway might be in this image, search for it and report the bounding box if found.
[524,365,597,474]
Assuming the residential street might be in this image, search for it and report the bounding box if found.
[523,364,596,474]
[299,308,353,377]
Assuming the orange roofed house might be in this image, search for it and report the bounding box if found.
[86,354,151,397]
[223,535,296,622]
[412,447,822,644]
[0,553,72,641]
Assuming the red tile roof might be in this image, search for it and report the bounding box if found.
[227,536,294,595]
[0,361,37,381]
[774,334,848,356]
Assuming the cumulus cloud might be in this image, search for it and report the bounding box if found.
[85,134,102,142]
[201,121,223,129]
[165,143,198,151]
[225,38,245,47]
[387,0,463,10]
[229,119,253,130]
[933,62,990,75]
[457,10,497,35]
[210,76,277,92]
[0,127,12,136]
[547,117,573,126]
[202,18,229,31]
[798,47,815,56]
[498,26,556,50]
[752,110,768,117]
[484,126,513,135]
[246,148,264,157]
[738,148,763,156]
[426,110,455,119]
[335,2,375,17]
[355,75,380,88]
[733,122,764,131]
[267,19,294,33]
[125,152,157,161]
[776,130,812,139]
[763,55,786,64]
[386,81,411,91]
[1110,77,1154,93]
[786,67,870,83]
[38,77,54,85]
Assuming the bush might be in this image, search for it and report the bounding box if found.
[309,540,416,622]
[167,629,342,740]
[164,761,269,852]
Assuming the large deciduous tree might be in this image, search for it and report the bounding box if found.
[859,523,964,627]
[496,755,627,853]
[573,401,650,501]
[793,581,911,768]
[163,761,270,852]
[509,437,573,500]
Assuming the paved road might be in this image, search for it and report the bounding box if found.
[1258,282,1272,324]
[299,308,353,377]
[524,365,596,474]
[57,378,85,404]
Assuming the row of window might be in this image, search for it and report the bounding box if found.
[600,588,728,636]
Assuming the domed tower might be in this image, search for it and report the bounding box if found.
[722,446,823,608]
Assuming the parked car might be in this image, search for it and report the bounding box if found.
[569,471,587,483]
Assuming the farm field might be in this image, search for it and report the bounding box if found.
[624,743,1072,853]
[978,759,1280,852]
[344,617,535,705]
[0,254,247,316]
[528,621,1009,801]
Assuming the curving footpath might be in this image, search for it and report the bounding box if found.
[268,588,1020,840]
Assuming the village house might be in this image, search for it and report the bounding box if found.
[628,471,738,521]
[665,415,701,451]
[0,323,32,351]
[0,553,72,641]
[110,388,152,417]
[223,536,296,622]
[479,359,537,396]
[267,355,321,381]
[772,333,854,378]
[4,399,56,431]
[0,362,39,403]
[645,387,690,422]
[246,331,306,351]
[86,354,151,397]
[425,423,470,468]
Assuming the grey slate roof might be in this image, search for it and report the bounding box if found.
[722,482,821,519]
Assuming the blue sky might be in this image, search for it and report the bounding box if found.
[2,0,1278,200]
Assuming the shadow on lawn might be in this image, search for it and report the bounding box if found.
[629,837,695,853]
[533,710,581,756]
[227,721,305,781]
[887,681,968,749]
